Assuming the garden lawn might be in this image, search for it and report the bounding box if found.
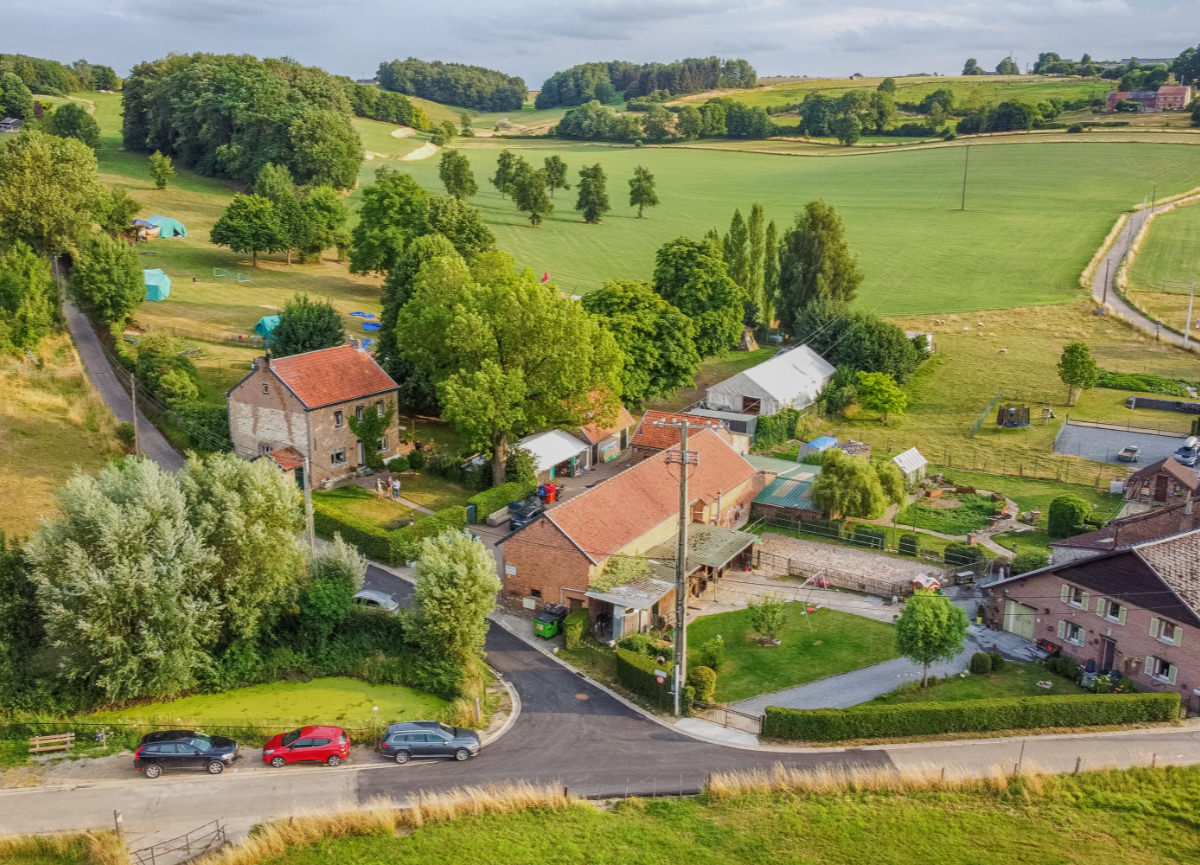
[87,677,448,727]
[393,471,471,511]
[870,661,1088,704]
[244,767,1200,865]
[1127,196,1200,334]
[313,485,414,530]
[895,492,1000,535]
[687,606,898,702]
[396,137,1200,311]
[928,467,1122,521]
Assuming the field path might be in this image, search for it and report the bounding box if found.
[390,126,415,139]
[400,141,439,161]
[1093,193,1200,352]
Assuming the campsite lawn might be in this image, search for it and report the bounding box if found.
[396,137,1200,310]
[686,606,898,702]
[868,660,1090,704]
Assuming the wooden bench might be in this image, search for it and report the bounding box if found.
[28,733,75,754]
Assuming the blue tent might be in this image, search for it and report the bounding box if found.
[254,315,281,340]
[146,215,188,238]
[143,268,171,301]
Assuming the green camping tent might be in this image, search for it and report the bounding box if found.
[143,268,171,301]
[146,215,188,238]
[254,315,280,340]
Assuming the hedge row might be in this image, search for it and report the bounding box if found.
[467,481,537,522]
[615,648,675,711]
[763,692,1180,741]
[313,501,469,565]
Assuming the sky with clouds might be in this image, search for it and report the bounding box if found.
[7,0,1191,86]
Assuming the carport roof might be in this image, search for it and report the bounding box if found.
[586,575,674,610]
[644,523,758,581]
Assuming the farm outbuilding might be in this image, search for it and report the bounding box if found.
[515,429,590,482]
[146,215,188,238]
[254,315,281,341]
[143,268,171,301]
[704,344,834,416]
[892,447,929,484]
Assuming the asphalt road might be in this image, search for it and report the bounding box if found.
[1055,423,1189,466]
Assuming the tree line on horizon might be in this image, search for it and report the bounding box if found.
[535,57,757,109]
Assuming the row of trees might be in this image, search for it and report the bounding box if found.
[0,53,115,95]
[554,97,773,142]
[535,57,756,109]
[123,54,362,188]
[377,57,525,112]
[343,82,431,130]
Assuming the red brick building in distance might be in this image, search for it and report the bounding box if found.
[499,428,765,640]
[1155,85,1193,110]
[226,341,401,485]
[985,529,1200,703]
[1125,457,1200,507]
[628,410,749,462]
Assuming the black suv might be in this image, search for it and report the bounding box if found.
[508,496,545,531]
[379,721,481,764]
[133,730,240,778]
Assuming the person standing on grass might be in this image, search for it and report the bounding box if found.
[375,476,385,499]
[391,476,401,501]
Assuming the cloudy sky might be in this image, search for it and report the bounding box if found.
[7,0,1189,86]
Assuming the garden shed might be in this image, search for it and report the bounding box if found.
[146,215,188,238]
[254,315,280,341]
[704,344,834,417]
[516,429,590,482]
[143,268,171,301]
[892,447,928,484]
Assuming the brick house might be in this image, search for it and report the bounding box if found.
[1125,457,1199,506]
[226,342,401,485]
[1106,90,1159,112]
[985,530,1200,703]
[1050,500,1200,565]
[575,402,635,468]
[629,410,749,461]
[1155,85,1192,111]
[499,428,764,639]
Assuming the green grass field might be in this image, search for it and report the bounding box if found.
[313,485,415,530]
[235,767,1200,865]
[399,137,1200,311]
[895,492,1001,535]
[687,606,897,702]
[86,677,448,727]
[871,661,1088,704]
[1127,197,1200,333]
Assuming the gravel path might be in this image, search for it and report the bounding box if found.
[759,534,942,589]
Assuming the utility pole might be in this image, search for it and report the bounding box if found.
[1102,259,1110,306]
[1151,183,1157,212]
[654,419,700,717]
[1186,281,1196,348]
[303,455,316,555]
[131,373,140,457]
[960,145,970,211]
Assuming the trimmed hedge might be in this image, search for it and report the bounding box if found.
[563,609,588,649]
[391,506,469,563]
[314,499,468,566]
[615,648,674,711]
[468,481,537,522]
[763,692,1180,741]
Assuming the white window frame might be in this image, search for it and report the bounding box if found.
[330,449,347,466]
[1063,620,1085,646]
[1061,583,1088,610]
[1096,597,1126,626]
[334,410,344,429]
[375,400,385,418]
[1146,656,1178,685]
[1159,620,1181,646]
[356,405,365,421]
[378,435,388,452]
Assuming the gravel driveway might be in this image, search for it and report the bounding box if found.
[759,534,943,590]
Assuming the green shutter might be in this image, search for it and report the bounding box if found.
[1150,618,1159,638]
[1095,597,1106,618]
[1060,584,1070,603]
[1057,620,1066,639]
[1168,664,1178,685]
[1080,591,1089,609]
[1173,626,1183,647]
[1117,606,1127,626]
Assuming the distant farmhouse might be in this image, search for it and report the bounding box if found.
[1106,85,1192,113]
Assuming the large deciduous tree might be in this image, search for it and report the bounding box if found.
[298,536,365,650]
[70,232,143,325]
[762,218,779,327]
[575,163,611,223]
[809,447,893,519]
[627,165,659,218]
[177,453,305,649]
[412,532,501,664]
[745,204,766,326]
[270,294,344,357]
[895,592,968,686]
[723,209,749,290]
[653,236,744,358]
[582,279,701,405]
[543,155,569,197]
[45,102,101,150]
[0,71,35,120]
[1057,342,1100,406]
[855,371,907,423]
[438,149,478,199]
[288,108,362,189]
[210,193,288,266]
[0,242,55,354]
[512,163,553,227]
[775,200,863,333]
[0,131,103,256]
[491,149,517,198]
[24,459,219,702]
[95,188,140,239]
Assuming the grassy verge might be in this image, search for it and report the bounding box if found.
[312,485,415,530]
[0,335,122,537]
[687,606,898,702]
[0,831,126,865]
[870,662,1088,704]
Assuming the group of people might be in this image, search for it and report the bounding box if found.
[375,474,402,502]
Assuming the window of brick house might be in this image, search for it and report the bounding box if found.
[331,449,346,466]
[258,443,272,455]
[378,435,388,452]
[1096,597,1126,625]
[376,400,385,417]
[1147,656,1178,685]
[530,589,542,599]
[334,410,344,429]
[1061,584,1088,609]
[1057,620,1085,646]
[356,405,365,421]
[262,383,269,394]
[1151,618,1182,646]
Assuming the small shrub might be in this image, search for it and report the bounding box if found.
[115,421,136,452]
[406,447,428,471]
[898,533,918,556]
[988,652,1006,672]
[615,647,673,710]
[1091,675,1111,694]
[1048,494,1090,539]
[689,665,717,702]
[1067,123,1084,133]
[1047,656,1081,681]
[699,635,725,669]
[969,652,992,675]
[1115,677,1137,693]
[944,542,986,569]
[386,455,409,473]
[1012,549,1050,575]
[563,609,588,649]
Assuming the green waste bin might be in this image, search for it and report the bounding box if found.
[533,603,569,639]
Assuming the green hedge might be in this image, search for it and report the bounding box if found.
[563,609,588,649]
[314,498,469,566]
[391,506,469,563]
[615,648,674,711]
[468,481,537,522]
[763,692,1181,741]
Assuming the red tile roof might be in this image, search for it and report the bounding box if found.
[579,404,635,444]
[265,447,305,472]
[542,428,756,563]
[630,410,724,451]
[269,344,397,409]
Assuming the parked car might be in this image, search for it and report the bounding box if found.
[508,496,545,531]
[379,721,481,764]
[133,730,239,778]
[352,589,400,613]
[1175,437,1199,468]
[262,725,350,768]
[1116,445,1140,463]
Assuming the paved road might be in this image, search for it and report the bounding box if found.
[1093,197,1200,352]
[62,296,184,472]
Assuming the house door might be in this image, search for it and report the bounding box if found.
[1154,475,1169,502]
[1003,600,1036,641]
[1100,637,1117,672]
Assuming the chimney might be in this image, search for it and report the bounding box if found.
[258,351,271,370]
[347,338,361,350]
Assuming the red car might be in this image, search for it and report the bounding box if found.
[261,726,350,768]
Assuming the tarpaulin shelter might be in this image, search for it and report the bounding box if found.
[143,268,171,301]
[146,215,188,238]
[254,315,281,341]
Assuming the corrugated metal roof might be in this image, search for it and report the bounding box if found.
[516,429,590,474]
[754,476,817,511]
[586,575,674,610]
[892,447,928,474]
[644,523,758,581]
[706,344,835,406]
[744,454,821,480]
